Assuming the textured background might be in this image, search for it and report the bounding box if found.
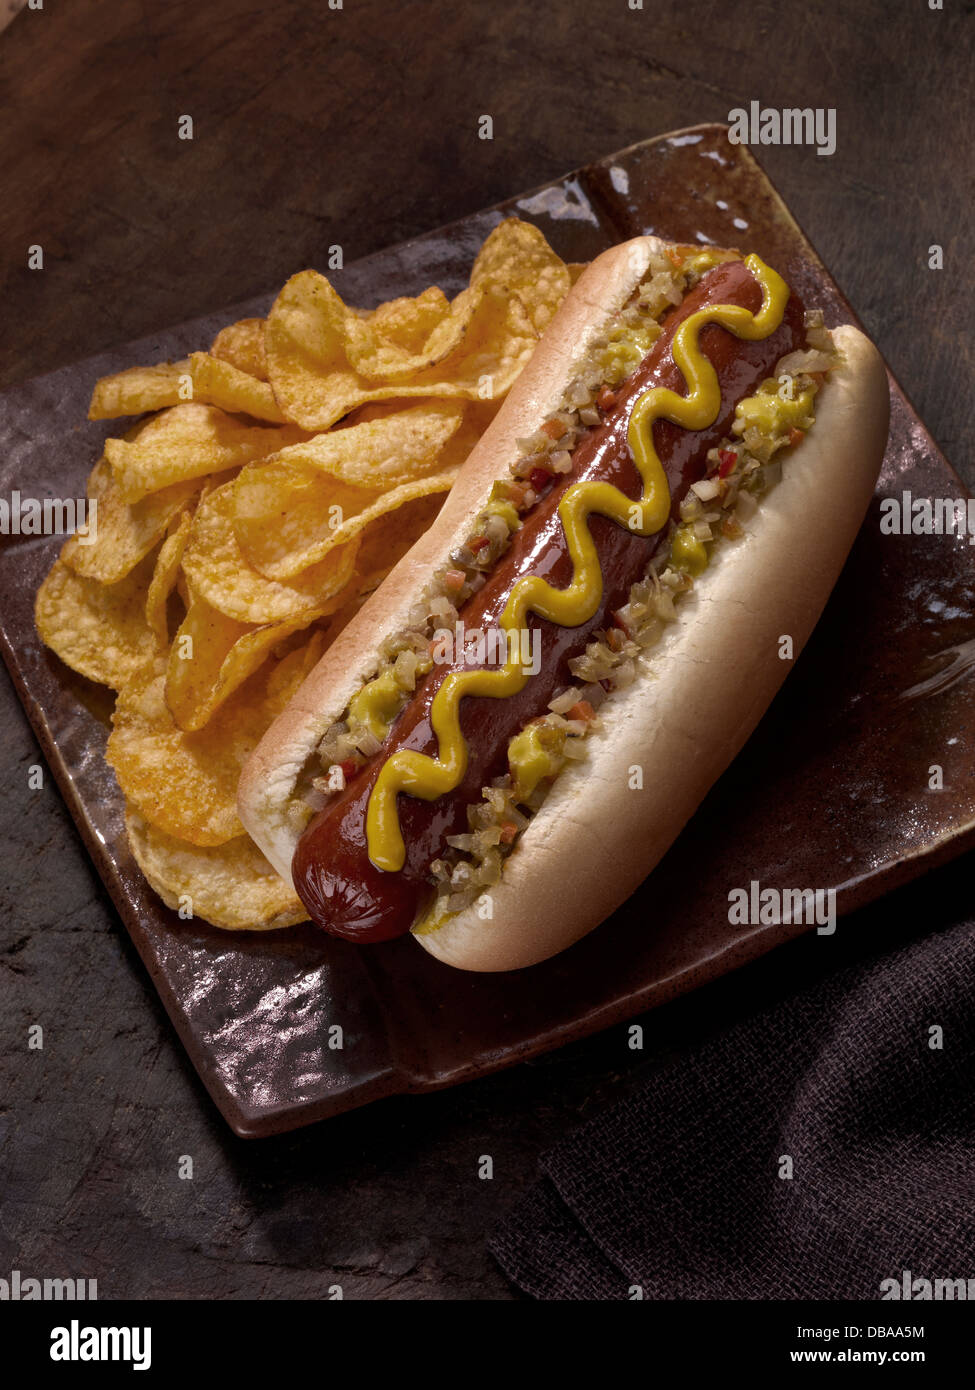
[1,0,972,1299]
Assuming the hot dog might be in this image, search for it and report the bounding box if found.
[238,237,889,971]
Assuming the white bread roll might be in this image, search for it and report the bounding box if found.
[238,239,889,970]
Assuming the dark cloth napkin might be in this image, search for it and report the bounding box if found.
[490,881,975,1299]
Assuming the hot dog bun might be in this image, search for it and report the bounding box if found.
[419,322,887,969]
[238,240,889,970]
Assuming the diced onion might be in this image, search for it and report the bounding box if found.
[548,686,582,715]
[303,787,328,813]
[775,348,834,377]
[635,617,664,649]
[429,594,458,624]
[806,323,835,353]
[450,861,474,889]
[393,649,418,690]
[565,379,591,409]
[654,590,677,622]
[691,478,722,502]
[515,431,552,454]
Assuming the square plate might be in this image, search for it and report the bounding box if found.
[3,124,973,1137]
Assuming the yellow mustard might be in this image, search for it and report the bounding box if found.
[348,669,407,742]
[482,495,521,532]
[508,722,567,802]
[671,526,709,576]
[365,254,790,872]
[735,383,813,435]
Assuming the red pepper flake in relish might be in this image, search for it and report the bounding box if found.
[567,700,595,723]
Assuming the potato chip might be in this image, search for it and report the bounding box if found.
[273,293,536,428]
[60,456,203,584]
[89,351,285,424]
[125,809,308,930]
[229,396,482,583]
[35,551,159,689]
[348,223,569,381]
[112,655,254,844]
[468,218,571,335]
[244,399,463,494]
[109,632,327,846]
[88,361,192,420]
[346,286,482,381]
[336,221,566,388]
[181,481,360,623]
[106,403,306,502]
[263,270,357,427]
[210,317,268,380]
[187,352,288,423]
[263,294,483,428]
[230,462,368,578]
[145,510,193,644]
[363,285,450,349]
[234,466,455,581]
[423,397,500,479]
[165,587,305,732]
[264,218,571,429]
[266,627,331,699]
[353,490,448,590]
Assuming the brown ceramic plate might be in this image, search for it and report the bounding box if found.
[2,125,973,1137]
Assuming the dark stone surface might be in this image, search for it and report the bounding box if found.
[0,0,972,1299]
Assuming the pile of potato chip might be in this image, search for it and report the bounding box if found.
[35,220,574,929]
